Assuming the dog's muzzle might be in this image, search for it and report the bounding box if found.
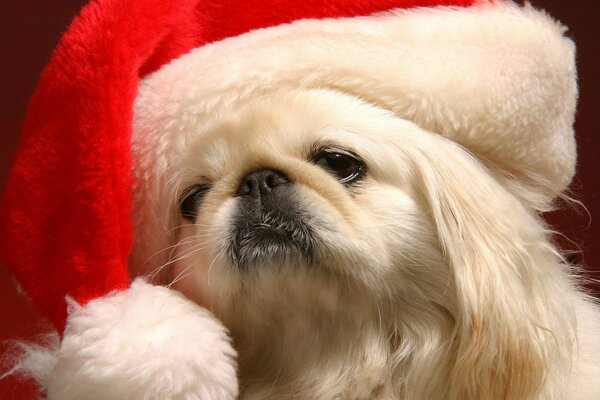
[228,169,314,269]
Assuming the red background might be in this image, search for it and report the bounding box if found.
[0,1,598,398]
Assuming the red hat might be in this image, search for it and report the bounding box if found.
[1,0,577,398]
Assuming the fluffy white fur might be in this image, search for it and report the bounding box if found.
[147,89,598,399]
[11,280,238,400]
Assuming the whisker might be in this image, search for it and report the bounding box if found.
[167,263,195,288]
[150,241,209,279]
[141,232,215,269]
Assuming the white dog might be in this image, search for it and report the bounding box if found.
[6,2,600,399]
[147,89,600,399]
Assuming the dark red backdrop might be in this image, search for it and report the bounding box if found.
[0,1,598,398]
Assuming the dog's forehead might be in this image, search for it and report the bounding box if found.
[185,90,401,173]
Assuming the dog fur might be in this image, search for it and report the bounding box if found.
[157,89,600,399]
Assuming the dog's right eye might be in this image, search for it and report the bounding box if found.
[180,184,210,221]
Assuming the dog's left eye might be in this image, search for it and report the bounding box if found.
[313,151,365,184]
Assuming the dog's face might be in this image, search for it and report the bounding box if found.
[164,89,565,398]
[167,89,457,393]
[171,89,448,310]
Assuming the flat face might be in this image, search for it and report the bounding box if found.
[169,89,438,306]
[161,89,453,395]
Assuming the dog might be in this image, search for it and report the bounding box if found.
[140,89,600,399]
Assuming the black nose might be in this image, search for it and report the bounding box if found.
[236,169,290,198]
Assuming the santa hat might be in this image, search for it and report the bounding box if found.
[0,0,576,398]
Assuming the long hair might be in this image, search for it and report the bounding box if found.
[396,132,576,399]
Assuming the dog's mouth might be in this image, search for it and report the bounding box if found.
[227,193,315,269]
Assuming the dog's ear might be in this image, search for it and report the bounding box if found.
[408,137,573,400]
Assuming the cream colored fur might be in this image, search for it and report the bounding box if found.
[126,4,593,397]
[154,89,599,399]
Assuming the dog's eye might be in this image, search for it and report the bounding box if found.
[180,184,210,221]
[313,151,365,184]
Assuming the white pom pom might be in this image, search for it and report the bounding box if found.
[45,279,237,400]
